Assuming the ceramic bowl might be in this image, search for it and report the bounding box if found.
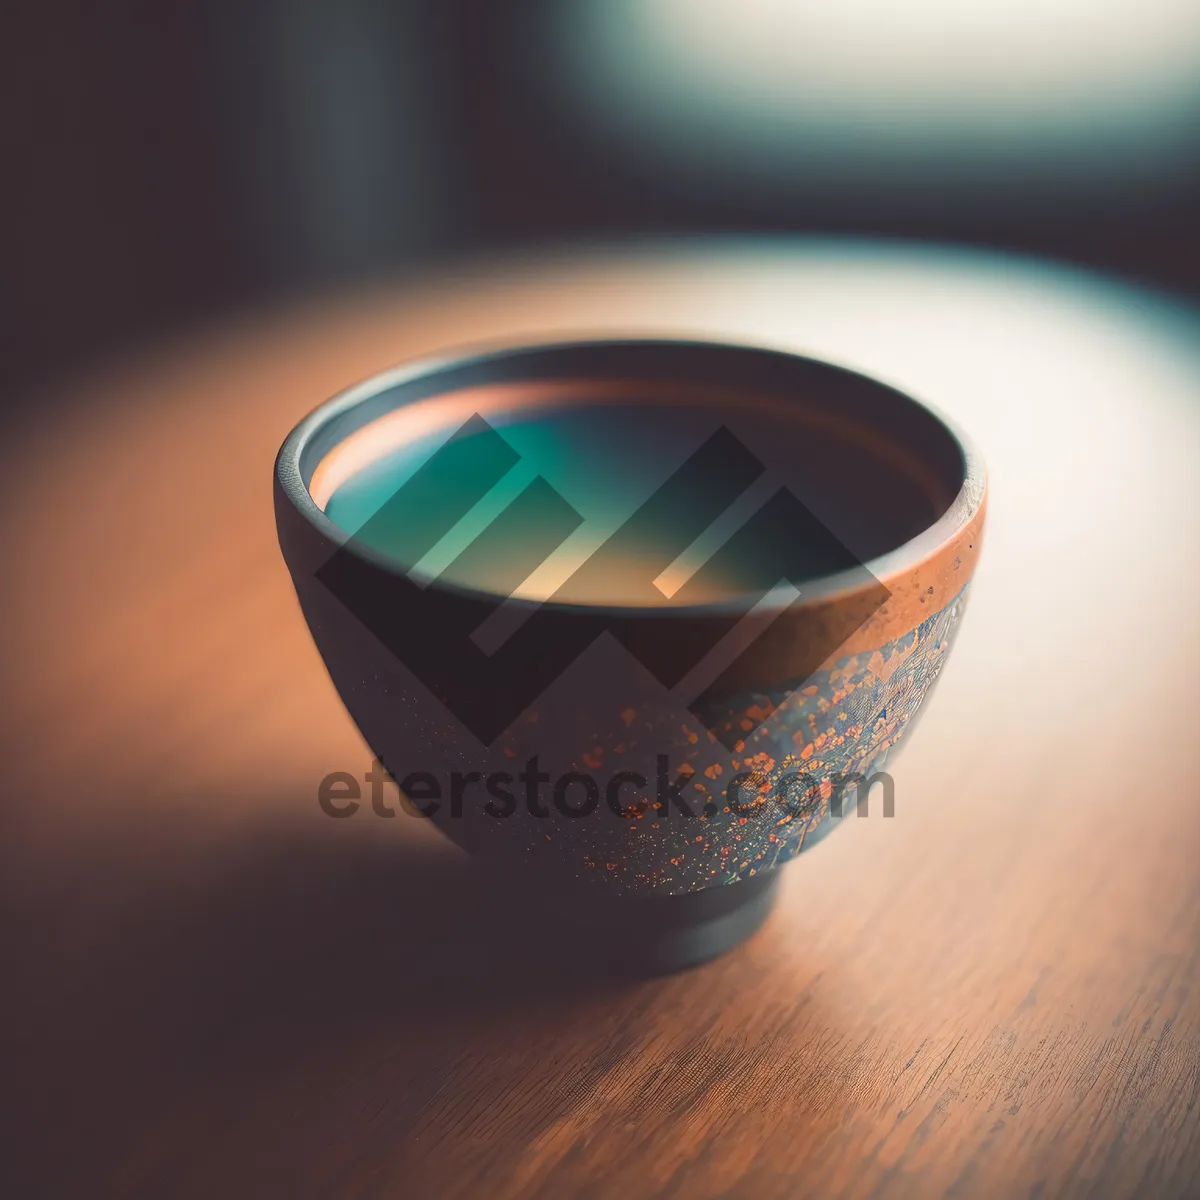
[275,339,986,970]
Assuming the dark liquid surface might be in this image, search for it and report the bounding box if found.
[324,396,953,606]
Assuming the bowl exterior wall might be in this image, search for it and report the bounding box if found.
[279,480,976,896]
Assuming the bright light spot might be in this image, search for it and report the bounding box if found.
[558,0,1200,194]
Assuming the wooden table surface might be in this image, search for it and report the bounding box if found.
[4,242,1199,1198]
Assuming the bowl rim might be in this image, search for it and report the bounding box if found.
[274,335,987,619]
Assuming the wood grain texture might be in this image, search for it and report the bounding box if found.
[3,243,1199,1198]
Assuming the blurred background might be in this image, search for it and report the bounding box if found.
[4,0,1200,405]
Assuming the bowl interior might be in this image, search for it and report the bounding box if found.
[300,341,967,608]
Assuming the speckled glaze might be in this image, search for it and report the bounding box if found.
[275,339,986,904]
[482,583,974,893]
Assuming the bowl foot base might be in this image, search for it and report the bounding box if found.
[577,871,781,976]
